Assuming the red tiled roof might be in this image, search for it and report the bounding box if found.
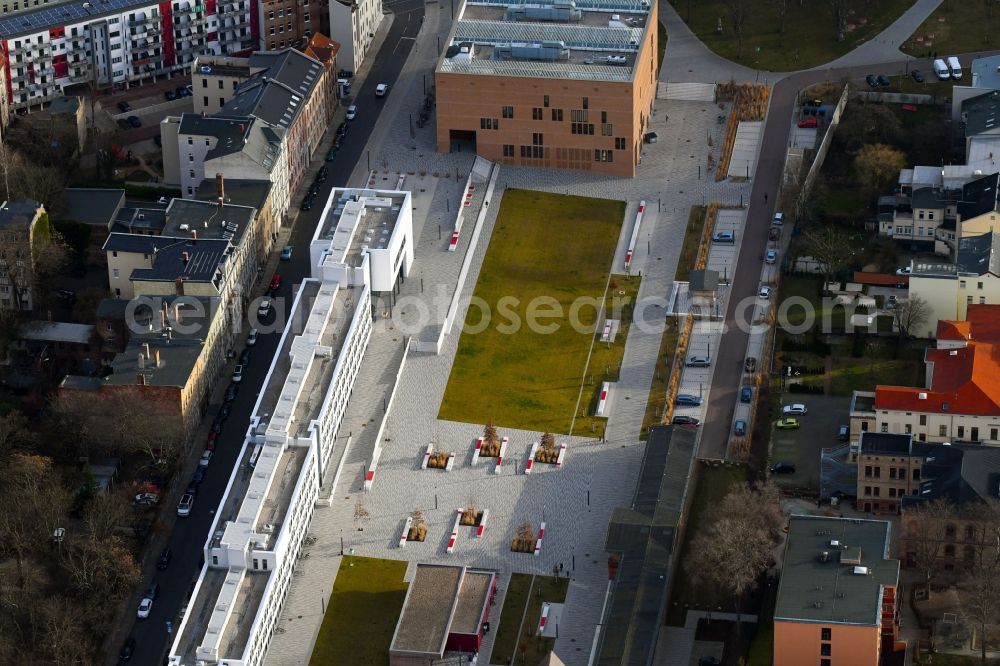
[303,33,340,66]
[876,306,1000,416]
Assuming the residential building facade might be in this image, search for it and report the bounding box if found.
[257,0,328,51]
[434,0,658,177]
[0,0,256,110]
[0,199,45,311]
[328,0,380,73]
[774,515,900,666]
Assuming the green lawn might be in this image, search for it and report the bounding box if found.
[439,189,625,433]
[641,317,679,440]
[666,463,749,626]
[668,0,914,71]
[517,576,570,665]
[901,1,1000,57]
[492,573,533,665]
[579,275,642,438]
[675,205,708,282]
[308,556,409,666]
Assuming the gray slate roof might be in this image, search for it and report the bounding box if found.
[223,49,323,129]
[62,188,125,228]
[0,199,41,231]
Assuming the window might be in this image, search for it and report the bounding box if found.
[946,524,957,539]
[968,295,974,305]
[972,427,979,441]
[881,423,889,433]
[981,297,987,304]
[532,133,543,145]
[480,117,499,130]
[189,170,195,178]
[532,107,542,120]
[861,421,869,431]
[890,468,897,479]
[218,79,223,89]
[571,109,588,122]
[864,486,871,496]
[960,280,967,288]
[821,628,832,641]
[582,96,588,109]
[112,268,120,278]
[594,149,613,162]
[571,123,594,135]
[958,426,965,438]
[543,94,549,107]
[187,137,193,145]
[262,559,268,570]
[939,424,947,436]
[991,428,997,440]
[203,96,208,106]
[821,644,831,657]
[551,108,563,121]
[966,525,977,541]
[979,281,984,290]
[905,424,912,434]
[502,105,513,118]
[944,544,956,557]
[502,144,514,157]
[601,123,613,136]
[873,486,880,496]
[219,98,225,107]
[913,468,920,480]
[253,558,259,569]
[920,414,926,426]
[874,467,880,478]
[615,137,626,150]
[820,660,831,666]
[188,154,194,162]
[864,465,872,478]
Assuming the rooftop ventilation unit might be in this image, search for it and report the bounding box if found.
[853,566,870,575]
[504,2,582,22]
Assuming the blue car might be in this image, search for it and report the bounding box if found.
[675,393,703,407]
[280,245,293,261]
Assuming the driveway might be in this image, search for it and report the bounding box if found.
[770,394,851,491]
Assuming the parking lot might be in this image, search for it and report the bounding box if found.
[769,394,851,491]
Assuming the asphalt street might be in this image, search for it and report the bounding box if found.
[117,2,426,663]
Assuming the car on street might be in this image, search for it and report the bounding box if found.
[176,493,194,517]
[269,274,282,291]
[281,245,293,260]
[157,196,170,204]
[765,249,779,264]
[232,364,244,383]
[782,403,808,415]
[338,69,353,78]
[911,69,925,83]
[346,105,357,120]
[258,298,272,317]
[768,227,780,241]
[776,417,801,430]
[772,212,784,225]
[740,386,753,403]
[325,146,338,161]
[136,597,153,619]
[797,117,818,128]
[146,582,160,601]
[164,90,177,101]
[865,74,879,87]
[156,547,172,570]
[744,356,757,373]
[686,355,711,367]
[127,115,141,128]
[119,637,137,661]
[803,98,823,107]
[770,462,796,474]
[672,415,700,427]
[176,86,190,97]
[675,393,703,407]
[246,327,259,346]
[758,285,772,299]
[117,101,132,112]
[300,197,313,211]
[896,266,912,275]
[375,83,389,97]
[643,131,658,143]
[239,348,252,366]
[192,467,205,485]
[54,288,75,300]
[199,449,213,467]
[734,420,747,436]
[316,166,328,183]
[219,403,232,420]
[210,418,223,434]
[224,384,238,402]
[877,74,891,87]
[337,121,348,137]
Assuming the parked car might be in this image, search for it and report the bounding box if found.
[686,355,711,367]
[133,492,159,507]
[177,493,194,517]
[740,386,753,403]
[772,212,785,225]
[375,83,389,97]
[219,403,232,420]
[744,357,757,373]
[199,449,213,467]
[758,285,772,299]
[54,288,75,300]
[765,249,779,264]
[910,69,925,83]
[865,74,879,88]
[782,403,808,415]
[269,274,282,291]
[258,298,272,317]
[164,90,177,101]
[224,384,238,402]
[117,101,131,112]
[770,462,797,474]
[316,167,328,183]
[712,230,735,243]
[232,364,245,383]
[643,131,658,144]
[280,245,293,260]
[210,418,223,434]
[127,116,141,128]
[136,597,153,619]
[776,417,801,430]
[877,74,891,87]
[246,327,259,346]
[338,69,354,78]
[192,467,205,485]
[146,582,160,601]
[734,420,747,436]
[300,197,313,211]
[675,394,703,407]
[325,146,338,161]
[768,227,780,241]
[119,637,137,661]
[896,266,912,276]
[672,415,700,426]
[797,117,818,128]
[176,86,189,97]
[239,348,252,366]
[157,547,173,570]
[803,98,823,108]
[205,439,216,452]
[346,105,357,120]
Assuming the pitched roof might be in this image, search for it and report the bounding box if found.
[62,188,126,228]
[0,199,42,231]
[224,49,323,129]
[302,33,341,66]
[958,172,1000,220]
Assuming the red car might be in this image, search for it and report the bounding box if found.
[797,117,818,128]
[269,274,282,291]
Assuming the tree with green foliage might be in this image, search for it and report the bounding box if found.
[854,143,907,194]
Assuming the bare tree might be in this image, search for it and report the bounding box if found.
[722,0,751,59]
[771,0,788,32]
[0,409,36,458]
[0,453,65,587]
[904,499,955,597]
[684,482,783,635]
[960,559,1000,665]
[892,294,931,340]
[802,227,854,282]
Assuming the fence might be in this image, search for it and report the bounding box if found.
[796,84,850,218]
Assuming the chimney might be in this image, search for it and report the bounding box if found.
[216,172,225,202]
[238,123,245,133]
[181,251,190,265]
[137,373,146,386]
[191,229,198,240]
[138,352,145,369]
[175,277,185,296]
[143,342,151,358]
[155,348,161,368]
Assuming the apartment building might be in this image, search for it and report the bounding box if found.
[191,55,252,114]
[774,515,900,666]
[258,0,328,51]
[328,0,380,73]
[435,0,658,177]
[849,306,1000,449]
[166,188,413,666]
[0,0,255,110]
[0,199,45,311]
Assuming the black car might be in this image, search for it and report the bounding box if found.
[211,418,224,434]
[146,582,161,601]
[744,357,757,373]
[771,462,796,474]
[192,466,206,485]
[300,198,313,211]
[176,86,189,97]
[316,166,328,183]
[224,384,239,402]
[876,74,891,87]
[186,481,199,496]
[338,69,353,78]
[127,116,142,128]
[865,74,878,88]
[910,69,925,83]
[154,134,162,147]
[239,348,252,365]
[165,90,177,101]
[308,182,320,196]
[336,121,348,137]
[54,288,75,300]
[671,415,700,426]
[119,637,137,661]
[219,403,232,421]
[117,101,131,112]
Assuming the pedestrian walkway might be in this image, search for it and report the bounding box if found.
[820,0,942,69]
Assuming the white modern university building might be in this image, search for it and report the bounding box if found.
[167,187,413,666]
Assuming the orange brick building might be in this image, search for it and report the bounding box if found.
[434,0,658,177]
[774,515,901,666]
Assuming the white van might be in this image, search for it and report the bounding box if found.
[933,58,950,81]
[947,56,963,80]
